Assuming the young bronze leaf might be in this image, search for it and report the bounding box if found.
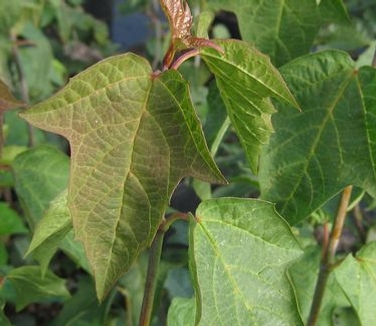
[20,53,225,300]
[160,0,223,68]
[161,0,192,41]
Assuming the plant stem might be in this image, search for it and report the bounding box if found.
[170,49,200,70]
[139,228,164,326]
[138,212,189,325]
[307,185,353,326]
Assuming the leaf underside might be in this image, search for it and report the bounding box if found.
[259,50,376,224]
[20,53,224,300]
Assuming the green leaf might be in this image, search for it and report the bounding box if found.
[12,145,70,228]
[0,145,28,165]
[20,53,225,300]
[167,297,196,326]
[0,202,28,235]
[59,231,91,273]
[0,303,10,326]
[26,190,90,274]
[205,0,319,66]
[334,242,376,325]
[319,0,351,24]
[52,275,106,326]
[7,266,70,311]
[259,50,376,224]
[287,246,357,325]
[195,10,215,38]
[190,198,303,325]
[118,253,148,326]
[203,82,229,151]
[0,243,8,265]
[0,0,22,34]
[19,23,55,100]
[200,39,298,172]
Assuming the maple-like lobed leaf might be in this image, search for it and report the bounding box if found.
[259,50,376,224]
[20,53,224,300]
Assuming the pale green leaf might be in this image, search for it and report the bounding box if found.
[287,246,358,325]
[0,145,28,165]
[13,145,70,228]
[334,242,376,325]
[190,198,303,325]
[200,39,298,172]
[0,0,22,33]
[7,266,70,311]
[195,10,215,38]
[20,53,225,300]
[167,297,196,326]
[26,190,90,274]
[19,23,55,100]
[260,50,376,224]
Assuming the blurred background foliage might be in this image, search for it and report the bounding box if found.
[0,0,376,325]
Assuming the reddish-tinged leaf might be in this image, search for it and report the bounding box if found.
[161,0,192,40]
[20,53,224,300]
[0,80,24,112]
[160,0,223,68]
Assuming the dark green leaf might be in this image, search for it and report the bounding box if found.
[319,0,351,24]
[260,50,376,224]
[205,0,319,66]
[51,276,106,326]
[190,198,303,325]
[0,202,27,235]
[20,53,225,300]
